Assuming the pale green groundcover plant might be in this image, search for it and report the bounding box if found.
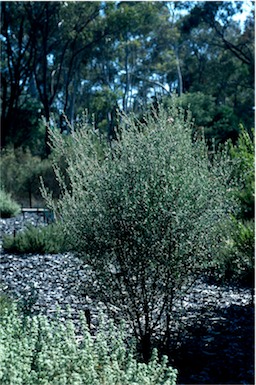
[0,305,177,385]
[43,99,238,359]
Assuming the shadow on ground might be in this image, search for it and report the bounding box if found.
[170,302,254,384]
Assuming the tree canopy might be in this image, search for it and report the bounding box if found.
[1,1,254,156]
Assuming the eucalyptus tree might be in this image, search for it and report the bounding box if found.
[24,1,107,153]
[1,1,254,154]
[143,2,186,97]
[71,1,169,137]
[182,1,254,70]
[1,2,35,148]
[162,1,255,144]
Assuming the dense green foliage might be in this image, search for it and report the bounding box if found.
[0,190,21,218]
[44,100,238,358]
[1,1,254,207]
[2,224,65,255]
[222,127,254,287]
[0,305,177,385]
[1,2,254,156]
[0,147,59,207]
[223,219,254,286]
[230,126,254,220]
[0,292,13,316]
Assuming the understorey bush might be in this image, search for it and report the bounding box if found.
[221,127,254,287]
[0,146,60,207]
[0,292,13,316]
[0,305,177,385]
[2,223,65,254]
[43,99,238,360]
[222,219,254,288]
[230,125,254,220]
[0,189,21,218]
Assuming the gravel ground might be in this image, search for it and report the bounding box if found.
[0,214,254,384]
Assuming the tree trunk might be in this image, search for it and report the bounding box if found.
[123,43,130,112]
[175,48,183,96]
[43,103,51,157]
[69,77,77,128]
[140,332,152,363]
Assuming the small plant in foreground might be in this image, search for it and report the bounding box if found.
[0,189,21,218]
[0,305,177,385]
[2,223,65,254]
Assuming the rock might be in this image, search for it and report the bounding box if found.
[0,213,254,384]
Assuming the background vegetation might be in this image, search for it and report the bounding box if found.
[0,189,21,218]
[1,1,254,156]
[1,1,253,207]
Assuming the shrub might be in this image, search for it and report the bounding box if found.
[0,190,21,218]
[229,125,254,220]
[220,127,255,287]
[0,292,13,316]
[43,99,238,359]
[222,219,254,287]
[0,305,177,385]
[0,146,60,207]
[2,223,65,254]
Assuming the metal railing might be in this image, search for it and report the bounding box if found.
[21,208,54,223]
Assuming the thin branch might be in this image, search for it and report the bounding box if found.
[131,73,172,96]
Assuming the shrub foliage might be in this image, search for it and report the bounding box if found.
[0,147,59,207]
[0,189,21,218]
[0,305,177,385]
[2,224,65,255]
[222,127,255,287]
[230,125,254,220]
[44,100,238,358]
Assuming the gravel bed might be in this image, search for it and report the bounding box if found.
[0,214,254,384]
[0,252,100,322]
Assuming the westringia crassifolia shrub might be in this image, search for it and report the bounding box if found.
[0,305,177,385]
[43,99,238,356]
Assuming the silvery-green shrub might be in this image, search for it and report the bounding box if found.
[43,99,238,359]
[0,305,177,385]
